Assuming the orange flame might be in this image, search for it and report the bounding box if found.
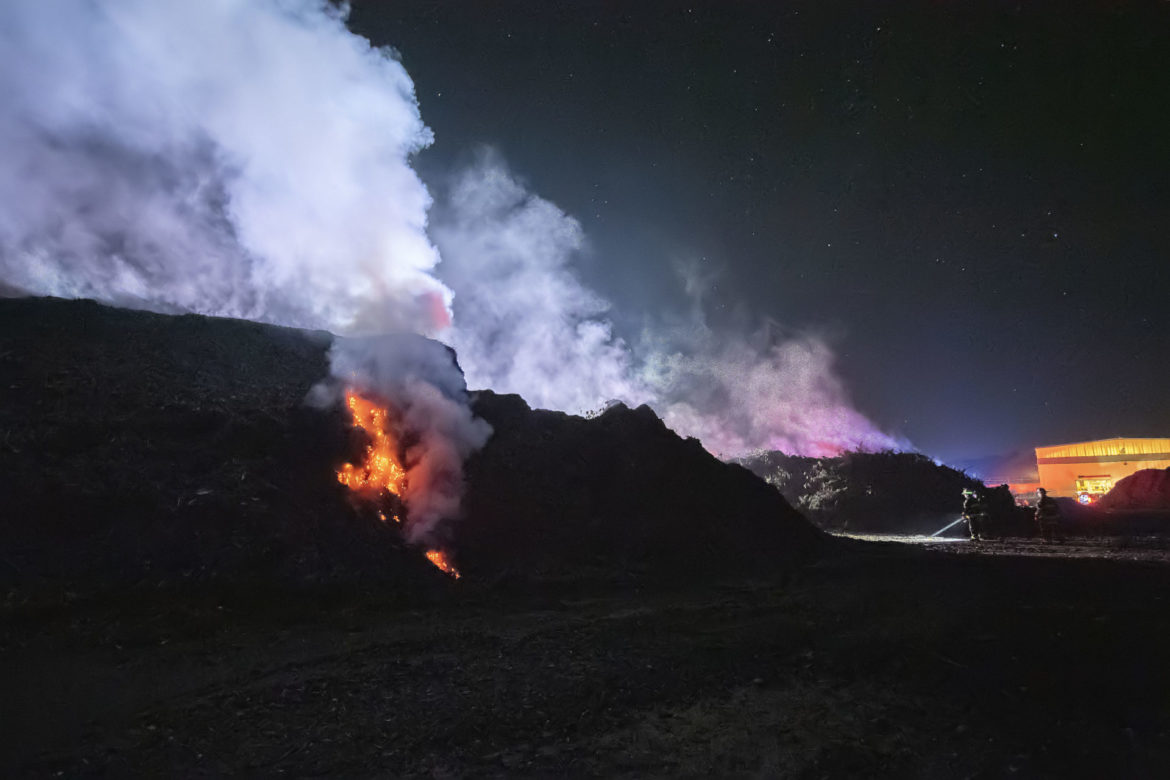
[337,390,406,497]
[337,390,461,580]
[425,549,461,579]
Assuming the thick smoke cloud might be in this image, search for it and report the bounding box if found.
[0,0,900,472]
[433,157,904,458]
[0,0,449,335]
[0,0,485,544]
[431,154,652,413]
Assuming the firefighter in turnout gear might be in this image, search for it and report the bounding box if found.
[962,488,989,541]
[1035,487,1061,541]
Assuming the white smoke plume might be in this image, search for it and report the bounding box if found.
[0,0,900,484]
[640,322,907,458]
[433,156,905,458]
[0,0,449,335]
[431,153,652,413]
[0,0,486,544]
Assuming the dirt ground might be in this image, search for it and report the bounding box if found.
[846,532,1170,565]
[4,536,1169,778]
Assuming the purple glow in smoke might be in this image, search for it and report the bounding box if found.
[0,0,904,461]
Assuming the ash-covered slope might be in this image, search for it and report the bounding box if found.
[459,393,823,580]
[0,297,820,597]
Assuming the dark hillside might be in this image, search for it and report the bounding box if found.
[0,297,438,598]
[739,450,986,535]
[0,297,820,599]
[462,392,822,580]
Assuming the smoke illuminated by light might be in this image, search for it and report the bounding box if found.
[0,0,903,460]
[0,0,449,336]
[434,157,905,457]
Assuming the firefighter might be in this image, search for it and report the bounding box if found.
[1035,487,1062,541]
[962,488,988,541]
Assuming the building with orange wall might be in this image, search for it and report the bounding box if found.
[1034,438,1170,500]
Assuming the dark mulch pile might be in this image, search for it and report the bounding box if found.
[739,450,990,535]
[5,298,1170,778]
[0,297,821,600]
[1099,468,1170,513]
[462,392,824,581]
[0,297,440,600]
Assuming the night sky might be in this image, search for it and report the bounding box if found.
[347,0,1169,465]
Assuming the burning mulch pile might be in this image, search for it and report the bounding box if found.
[739,450,1007,535]
[0,297,821,601]
[0,297,443,600]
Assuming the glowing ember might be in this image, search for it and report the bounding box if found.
[337,390,462,581]
[425,549,461,579]
[337,390,406,497]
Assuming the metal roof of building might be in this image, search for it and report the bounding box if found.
[1035,437,1170,460]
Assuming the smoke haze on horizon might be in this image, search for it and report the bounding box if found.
[0,0,903,460]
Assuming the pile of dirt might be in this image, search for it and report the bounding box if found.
[0,297,821,598]
[1098,468,1170,513]
[737,450,1007,535]
[460,393,824,580]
